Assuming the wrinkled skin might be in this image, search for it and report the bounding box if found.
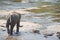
[6,12,21,35]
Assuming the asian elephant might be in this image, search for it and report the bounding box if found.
[6,12,22,35]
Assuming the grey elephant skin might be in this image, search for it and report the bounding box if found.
[6,12,21,35]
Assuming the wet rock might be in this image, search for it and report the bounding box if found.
[44,35,48,38]
[2,29,6,31]
[19,25,23,27]
[56,32,60,39]
[57,32,60,35]
[44,33,54,38]
[44,33,54,36]
[56,34,60,39]
[32,29,40,34]
[0,25,5,27]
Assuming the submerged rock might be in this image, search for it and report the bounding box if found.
[32,29,40,34]
[44,33,54,36]
[56,32,60,39]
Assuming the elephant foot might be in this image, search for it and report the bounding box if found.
[7,31,10,34]
[16,32,19,34]
[9,32,13,35]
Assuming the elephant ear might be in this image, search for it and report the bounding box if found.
[6,14,10,20]
[6,13,11,20]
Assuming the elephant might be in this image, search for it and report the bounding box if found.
[6,12,22,35]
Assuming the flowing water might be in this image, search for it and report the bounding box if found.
[21,12,60,28]
[0,0,60,28]
[0,0,60,40]
[0,0,38,10]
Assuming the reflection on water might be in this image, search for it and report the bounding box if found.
[6,35,18,40]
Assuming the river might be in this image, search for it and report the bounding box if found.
[0,0,38,10]
[0,0,60,28]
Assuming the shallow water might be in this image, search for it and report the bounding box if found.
[0,1,60,30]
[0,1,60,40]
[21,12,60,28]
[0,1,37,10]
[0,0,60,28]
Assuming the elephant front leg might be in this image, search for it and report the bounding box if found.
[16,22,20,34]
[10,24,15,35]
[6,21,10,34]
[6,27,10,34]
